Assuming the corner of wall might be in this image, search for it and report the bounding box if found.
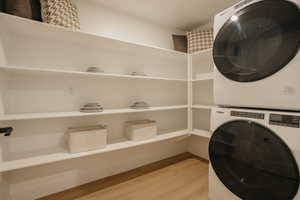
[190,20,214,32]
[187,136,209,160]
[0,71,7,115]
[0,33,7,66]
[73,0,184,49]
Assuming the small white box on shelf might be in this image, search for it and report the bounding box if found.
[67,125,107,153]
[125,120,157,141]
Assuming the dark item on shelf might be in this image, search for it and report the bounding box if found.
[4,0,42,21]
[172,35,188,53]
[131,72,147,76]
[0,0,5,12]
[86,67,104,73]
[80,103,104,113]
[0,127,13,136]
[130,101,150,109]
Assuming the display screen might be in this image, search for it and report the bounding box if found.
[271,114,283,121]
[270,114,300,128]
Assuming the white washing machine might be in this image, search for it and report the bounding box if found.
[213,0,300,111]
[209,107,300,200]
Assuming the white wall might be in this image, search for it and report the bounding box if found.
[73,0,185,49]
[0,71,7,115]
[188,136,209,160]
[191,20,214,32]
[0,38,6,66]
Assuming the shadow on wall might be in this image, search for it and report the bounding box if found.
[193,20,214,31]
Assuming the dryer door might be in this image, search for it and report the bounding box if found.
[209,120,299,200]
[213,0,300,82]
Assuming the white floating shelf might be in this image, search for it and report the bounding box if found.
[0,105,188,121]
[192,105,215,109]
[0,130,189,172]
[192,73,214,82]
[191,48,212,56]
[0,66,187,82]
[191,129,211,138]
[0,13,186,59]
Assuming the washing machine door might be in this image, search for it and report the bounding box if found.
[209,120,300,200]
[213,0,300,82]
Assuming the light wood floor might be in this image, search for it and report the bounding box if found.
[76,158,208,200]
[40,153,209,200]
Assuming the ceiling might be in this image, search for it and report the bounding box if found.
[90,0,240,30]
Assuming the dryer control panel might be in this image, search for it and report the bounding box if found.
[270,114,300,128]
[231,111,265,119]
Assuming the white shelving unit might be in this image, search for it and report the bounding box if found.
[0,13,186,57]
[189,48,215,137]
[0,105,188,121]
[0,13,187,80]
[0,12,215,200]
[0,13,189,178]
[0,129,189,173]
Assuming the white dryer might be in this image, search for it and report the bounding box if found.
[209,107,300,200]
[213,0,300,111]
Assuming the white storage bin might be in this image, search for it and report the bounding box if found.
[67,125,107,153]
[125,120,157,141]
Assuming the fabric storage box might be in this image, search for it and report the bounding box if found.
[40,0,80,30]
[187,29,214,53]
[67,125,107,153]
[125,120,157,141]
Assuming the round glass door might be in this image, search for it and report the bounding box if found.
[213,0,300,82]
[209,120,300,200]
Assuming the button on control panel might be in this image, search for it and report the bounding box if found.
[270,114,300,128]
[231,111,265,119]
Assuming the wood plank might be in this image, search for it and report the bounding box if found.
[76,158,208,200]
[38,153,208,200]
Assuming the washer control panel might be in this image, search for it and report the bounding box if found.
[270,114,300,128]
[231,111,265,119]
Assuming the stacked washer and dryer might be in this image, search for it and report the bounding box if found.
[209,0,300,199]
